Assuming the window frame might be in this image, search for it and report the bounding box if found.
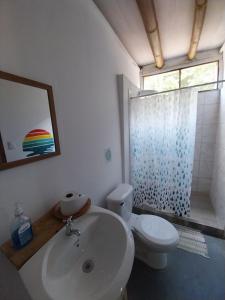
[143,60,219,92]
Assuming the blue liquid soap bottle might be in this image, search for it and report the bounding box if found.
[11,203,33,249]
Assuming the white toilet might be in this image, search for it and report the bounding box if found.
[106,183,179,269]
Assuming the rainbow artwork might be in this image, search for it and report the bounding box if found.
[22,129,55,157]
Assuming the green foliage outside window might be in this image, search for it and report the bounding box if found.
[144,62,218,92]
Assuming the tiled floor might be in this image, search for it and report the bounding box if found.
[189,192,224,230]
[127,234,225,300]
[142,192,224,231]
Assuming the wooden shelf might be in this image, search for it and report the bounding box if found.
[0,210,64,270]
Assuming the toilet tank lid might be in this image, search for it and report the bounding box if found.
[106,184,133,202]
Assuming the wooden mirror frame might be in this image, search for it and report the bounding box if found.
[0,71,60,170]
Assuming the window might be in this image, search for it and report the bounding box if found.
[180,62,218,91]
[143,70,179,92]
[143,61,218,92]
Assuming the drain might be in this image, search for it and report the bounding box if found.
[82,259,95,273]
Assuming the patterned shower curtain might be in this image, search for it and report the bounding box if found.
[129,89,197,217]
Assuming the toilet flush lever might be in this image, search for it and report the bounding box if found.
[120,202,125,207]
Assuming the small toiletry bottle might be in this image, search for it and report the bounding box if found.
[11,203,33,249]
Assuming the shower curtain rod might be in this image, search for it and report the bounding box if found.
[129,79,225,99]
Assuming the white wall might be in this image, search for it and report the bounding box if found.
[210,47,225,226]
[0,0,140,243]
[192,90,220,194]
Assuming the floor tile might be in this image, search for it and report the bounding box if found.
[127,235,225,300]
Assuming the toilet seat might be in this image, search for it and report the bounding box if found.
[129,213,179,251]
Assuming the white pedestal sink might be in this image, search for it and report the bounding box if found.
[19,206,134,300]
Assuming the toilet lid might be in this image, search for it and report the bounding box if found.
[135,215,179,246]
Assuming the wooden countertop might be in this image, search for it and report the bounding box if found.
[0,210,64,270]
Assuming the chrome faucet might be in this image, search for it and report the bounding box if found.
[65,216,81,237]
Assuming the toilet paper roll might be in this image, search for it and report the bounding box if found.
[60,191,88,216]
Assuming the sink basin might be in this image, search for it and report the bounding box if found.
[19,206,134,300]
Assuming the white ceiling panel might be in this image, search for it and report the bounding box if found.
[93,0,154,65]
[93,0,225,67]
[198,0,225,51]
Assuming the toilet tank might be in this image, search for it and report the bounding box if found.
[106,184,133,222]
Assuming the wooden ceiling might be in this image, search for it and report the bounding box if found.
[93,0,225,68]
[136,0,164,68]
[188,0,208,60]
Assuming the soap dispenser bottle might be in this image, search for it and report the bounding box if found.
[11,203,33,249]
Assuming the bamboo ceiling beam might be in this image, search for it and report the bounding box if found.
[136,0,164,68]
[188,0,207,60]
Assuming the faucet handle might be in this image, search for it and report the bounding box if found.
[66,216,73,224]
[63,216,73,224]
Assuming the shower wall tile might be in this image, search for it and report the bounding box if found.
[193,161,199,177]
[210,61,225,226]
[201,143,215,161]
[191,177,198,191]
[192,90,220,194]
[198,178,211,193]
[203,104,219,125]
[198,93,205,105]
[204,90,220,105]
[194,143,201,161]
[195,126,202,143]
[216,124,225,148]
[196,105,204,125]
[199,160,213,179]
[202,124,218,143]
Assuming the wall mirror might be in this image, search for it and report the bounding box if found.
[0,71,60,170]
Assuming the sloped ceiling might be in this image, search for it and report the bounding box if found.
[93,0,225,66]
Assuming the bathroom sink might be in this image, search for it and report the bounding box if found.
[19,206,134,300]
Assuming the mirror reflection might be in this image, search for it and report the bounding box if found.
[0,71,60,170]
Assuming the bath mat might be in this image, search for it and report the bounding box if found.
[175,224,209,258]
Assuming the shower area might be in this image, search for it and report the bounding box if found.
[119,54,225,236]
[130,88,224,232]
